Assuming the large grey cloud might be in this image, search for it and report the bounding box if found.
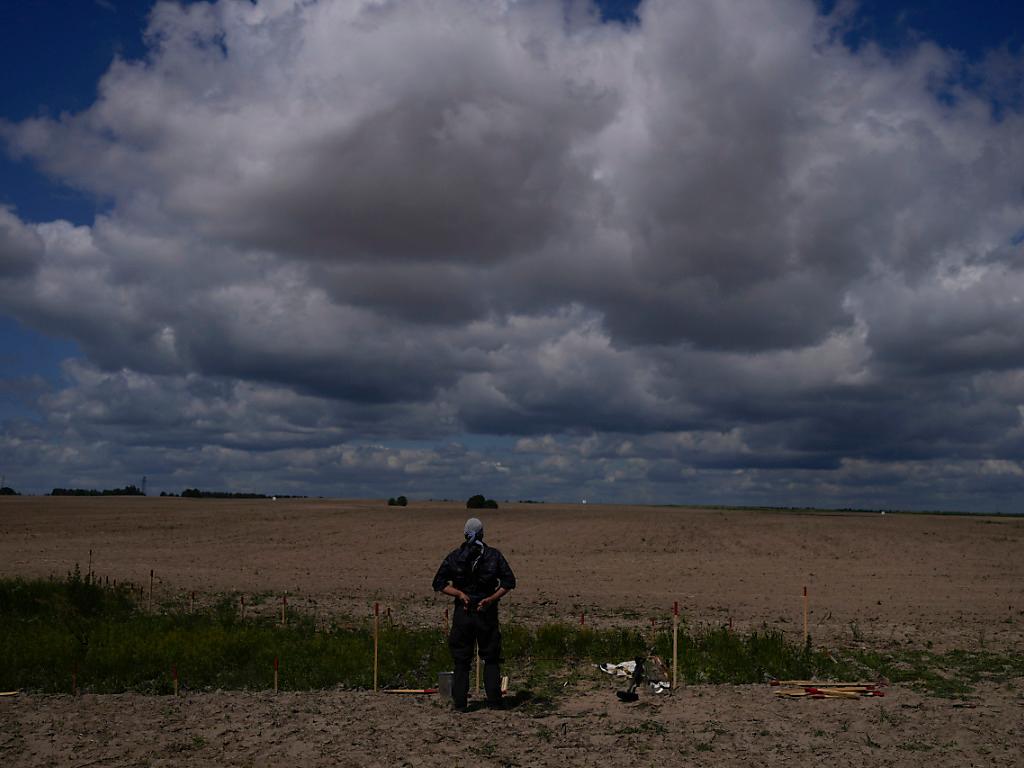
[1,0,1023,508]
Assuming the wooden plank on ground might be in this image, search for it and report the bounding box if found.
[773,680,882,688]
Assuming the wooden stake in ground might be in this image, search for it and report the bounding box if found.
[373,602,380,693]
[274,656,279,693]
[580,611,585,626]
[803,586,809,646]
[190,591,195,614]
[149,569,154,612]
[672,601,679,690]
[281,594,287,626]
[240,595,246,620]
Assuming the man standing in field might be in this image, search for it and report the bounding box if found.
[432,517,516,711]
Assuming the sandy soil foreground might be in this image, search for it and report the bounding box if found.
[3,682,1022,768]
[1,497,1021,651]
[2,498,1023,767]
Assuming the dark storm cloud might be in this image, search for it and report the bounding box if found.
[1,0,1024,507]
[0,208,42,278]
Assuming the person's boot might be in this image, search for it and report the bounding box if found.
[452,661,471,711]
[484,661,504,708]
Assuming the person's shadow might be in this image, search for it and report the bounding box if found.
[466,690,536,711]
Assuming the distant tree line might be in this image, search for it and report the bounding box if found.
[51,485,144,496]
[164,489,306,499]
[386,494,500,508]
[0,486,19,496]
[181,488,268,499]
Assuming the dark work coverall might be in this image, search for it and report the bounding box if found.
[432,542,516,707]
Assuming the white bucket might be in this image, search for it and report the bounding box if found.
[437,671,454,703]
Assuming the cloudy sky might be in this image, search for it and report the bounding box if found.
[2,0,1023,510]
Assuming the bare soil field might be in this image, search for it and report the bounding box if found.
[1,497,1020,650]
[2,497,1022,766]
[3,683,1022,767]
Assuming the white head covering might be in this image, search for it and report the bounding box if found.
[464,517,484,544]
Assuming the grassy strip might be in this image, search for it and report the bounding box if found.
[2,575,1019,698]
[1,574,439,693]
[844,647,1024,698]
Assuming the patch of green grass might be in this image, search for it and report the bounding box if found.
[664,624,836,684]
[3,575,1021,700]
[471,741,497,758]
[505,623,649,662]
[616,720,668,736]
[0,574,448,693]
[843,647,1024,698]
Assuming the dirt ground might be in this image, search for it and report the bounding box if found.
[3,683,1022,767]
[2,498,1022,766]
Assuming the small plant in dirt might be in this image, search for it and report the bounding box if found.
[849,621,864,643]
[471,742,497,758]
[875,706,904,727]
[617,720,668,736]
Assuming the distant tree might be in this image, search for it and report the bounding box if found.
[0,486,19,496]
[397,495,408,506]
[466,494,498,510]
[387,497,396,506]
[179,488,271,499]
[51,485,143,496]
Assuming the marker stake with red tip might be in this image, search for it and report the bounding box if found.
[672,601,679,690]
[803,586,809,646]
[373,603,380,692]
